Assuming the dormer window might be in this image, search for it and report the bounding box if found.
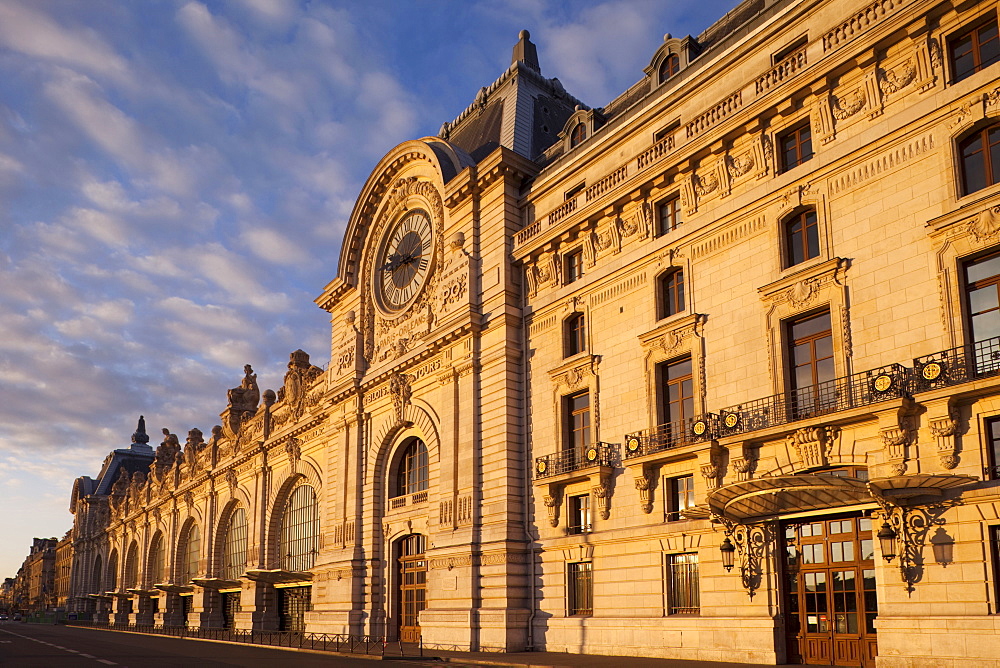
[658,54,679,83]
[570,122,587,148]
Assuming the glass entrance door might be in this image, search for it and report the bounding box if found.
[783,515,878,666]
[278,586,311,633]
[398,534,426,643]
[221,591,240,630]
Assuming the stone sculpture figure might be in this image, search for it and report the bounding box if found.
[227,364,260,412]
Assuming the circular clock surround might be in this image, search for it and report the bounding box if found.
[374,209,434,315]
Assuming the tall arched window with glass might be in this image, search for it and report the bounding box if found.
[91,554,103,593]
[395,440,429,498]
[179,523,200,583]
[148,533,165,586]
[106,550,118,592]
[280,485,319,572]
[223,507,248,581]
[124,541,139,589]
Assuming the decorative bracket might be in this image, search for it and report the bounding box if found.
[633,467,656,514]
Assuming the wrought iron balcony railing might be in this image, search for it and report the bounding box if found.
[715,364,910,438]
[534,442,618,480]
[912,335,1000,392]
[623,415,717,460]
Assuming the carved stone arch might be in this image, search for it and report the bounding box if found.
[264,469,322,570]
[369,401,442,503]
[949,95,1000,203]
[337,138,473,291]
[644,34,697,84]
[145,528,166,587]
[212,496,248,578]
[173,516,201,582]
[106,548,119,591]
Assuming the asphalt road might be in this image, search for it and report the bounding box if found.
[0,622,433,667]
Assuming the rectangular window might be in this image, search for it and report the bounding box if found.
[659,357,694,427]
[565,313,586,357]
[787,311,835,417]
[565,249,584,283]
[565,182,586,200]
[565,391,591,453]
[785,209,820,267]
[568,561,593,615]
[666,553,699,614]
[950,15,1000,83]
[987,418,1000,480]
[658,269,685,318]
[667,475,695,521]
[657,195,682,235]
[965,252,1000,347]
[772,35,808,65]
[568,494,592,534]
[779,122,813,172]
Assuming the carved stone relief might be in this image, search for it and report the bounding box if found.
[787,425,841,470]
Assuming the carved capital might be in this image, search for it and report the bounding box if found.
[929,413,961,470]
[634,470,655,514]
[788,425,840,469]
[543,490,562,528]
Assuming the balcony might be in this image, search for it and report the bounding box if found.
[387,490,429,511]
[624,414,717,460]
[716,364,910,438]
[912,336,1000,393]
[624,337,1000,446]
[534,442,618,480]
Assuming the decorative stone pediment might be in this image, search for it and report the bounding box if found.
[548,353,600,391]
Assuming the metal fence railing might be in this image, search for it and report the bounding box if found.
[534,442,618,479]
[62,621,422,657]
[912,336,1000,393]
[624,415,716,459]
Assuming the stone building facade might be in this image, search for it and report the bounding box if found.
[62,0,1000,665]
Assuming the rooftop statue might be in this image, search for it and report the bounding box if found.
[227,364,260,412]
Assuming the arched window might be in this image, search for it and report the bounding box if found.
[658,53,680,82]
[148,533,165,586]
[222,507,248,581]
[570,122,587,148]
[784,209,819,267]
[178,522,200,583]
[106,550,118,591]
[658,270,685,319]
[124,541,139,589]
[91,554,103,593]
[395,440,429,497]
[565,312,586,357]
[280,485,319,572]
[959,123,1000,195]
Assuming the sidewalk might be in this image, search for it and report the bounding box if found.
[424,648,804,668]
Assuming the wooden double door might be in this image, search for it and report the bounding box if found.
[783,514,878,667]
[398,534,427,643]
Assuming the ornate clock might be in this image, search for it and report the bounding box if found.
[374,209,434,314]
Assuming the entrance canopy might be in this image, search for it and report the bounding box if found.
[707,473,977,522]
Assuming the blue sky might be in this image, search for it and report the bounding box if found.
[0,0,735,579]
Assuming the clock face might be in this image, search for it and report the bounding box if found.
[375,209,433,313]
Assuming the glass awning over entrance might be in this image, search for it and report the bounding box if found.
[707,473,978,521]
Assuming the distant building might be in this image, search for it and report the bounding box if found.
[59,0,1000,665]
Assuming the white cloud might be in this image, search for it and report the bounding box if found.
[242,226,308,264]
[0,1,132,83]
